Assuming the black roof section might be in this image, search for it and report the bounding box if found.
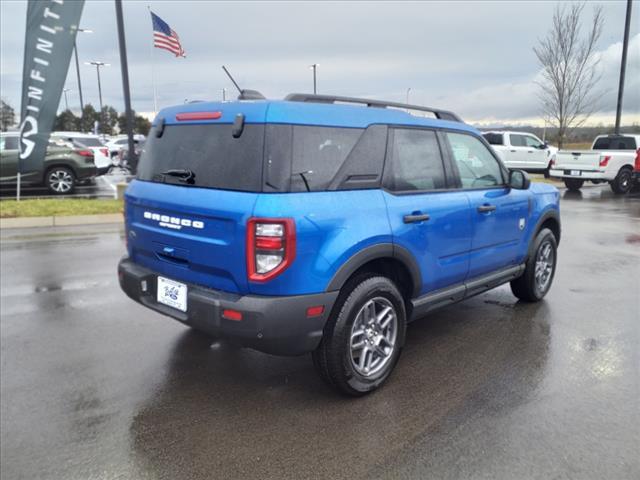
[284,93,463,123]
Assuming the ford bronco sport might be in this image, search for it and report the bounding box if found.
[118,94,561,396]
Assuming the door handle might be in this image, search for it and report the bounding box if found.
[477,204,496,213]
[527,150,534,153]
[403,213,430,223]
[510,150,517,152]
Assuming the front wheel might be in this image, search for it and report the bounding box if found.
[46,167,75,194]
[312,275,406,396]
[511,228,557,302]
[564,178,584,191]
[610,167,632,194]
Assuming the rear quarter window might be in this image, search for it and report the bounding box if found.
[290,126,362,192]
[482,133,504,145]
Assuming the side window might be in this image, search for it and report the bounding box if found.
[524,135,543,148]
[509,134,526,147]
[4,136,19,150]
[445,132,505,188]
[386,128,446,191]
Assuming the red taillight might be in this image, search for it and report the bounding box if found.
[634,149,640,172]
[175,111,222,121]
[549,157,555,168]
[246,218,296,282]
[76,149,93,157]
[222,309,243,321]
[599,155,611,167]
[100,148,109,157]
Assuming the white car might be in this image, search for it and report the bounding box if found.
[483,131,557,173]
[51,132,111,175]
[550,134,640,194]
[105,135,145,158]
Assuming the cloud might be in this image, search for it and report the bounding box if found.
[423,33,640,124]
[1,1,638,125]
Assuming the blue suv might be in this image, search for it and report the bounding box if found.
[118,94,560,395]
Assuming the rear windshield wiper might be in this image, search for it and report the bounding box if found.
[161,169,196,184]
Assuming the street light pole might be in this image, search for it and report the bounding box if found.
[614,0,633,134]
[63,88,70,111]
[309,64,319,94]
[86,61,110,133]
[72,28,92,113]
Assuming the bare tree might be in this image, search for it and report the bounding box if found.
[0,99,15,131]
[534,3,603,147]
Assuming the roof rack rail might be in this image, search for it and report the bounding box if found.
[284,93,463,122]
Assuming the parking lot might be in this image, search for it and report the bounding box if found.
[0,172,130,199]
[1,183,638,480]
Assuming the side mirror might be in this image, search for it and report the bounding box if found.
[509,169,530,190]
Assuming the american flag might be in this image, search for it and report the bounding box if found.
[150,11,185,57]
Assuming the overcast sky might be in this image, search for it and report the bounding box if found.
[1,0,638,125]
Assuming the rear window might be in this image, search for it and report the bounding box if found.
[72,137,103,147]
[592,136,637,150]
[482,133,504,145]
[137,124,265,192]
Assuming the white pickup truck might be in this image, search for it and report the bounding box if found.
[482,131,557,173]
[549,134,640,194]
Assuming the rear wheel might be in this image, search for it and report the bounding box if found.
[312,275,406,396]
[46,167,75,194]
[511,228,557,302]
[563,178,584,191]
[610,167,632,194]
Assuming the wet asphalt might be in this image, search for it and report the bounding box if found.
[1,184,639,480]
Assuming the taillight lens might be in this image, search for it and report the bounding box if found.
[599,155,611,168]
[100,148,109,157]
[76,149,93,157]
[634,149,640,172]
[246,218,295,282]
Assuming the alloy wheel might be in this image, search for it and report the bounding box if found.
[349,297,398,377]
[535,240,554,292]
[49,170,73,193]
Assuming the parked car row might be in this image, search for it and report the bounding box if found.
[0,131,145,194]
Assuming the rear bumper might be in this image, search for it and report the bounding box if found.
[118,257,338,356]
[549,169,611,181]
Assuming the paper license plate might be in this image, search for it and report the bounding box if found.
[157,276,187,312]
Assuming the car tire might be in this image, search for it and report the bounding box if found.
[312,274,406,396]
[510,228,557,302]
[610,167,633,194]
[46,167,75,194]
[563,178,584,191]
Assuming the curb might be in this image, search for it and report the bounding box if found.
[0,213,123,230]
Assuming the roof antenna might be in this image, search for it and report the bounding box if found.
[221,65,265,100]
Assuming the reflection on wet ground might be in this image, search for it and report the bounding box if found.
[1,186,639,479]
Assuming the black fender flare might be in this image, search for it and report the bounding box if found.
[325,243,422,298]
[527,209,561,260]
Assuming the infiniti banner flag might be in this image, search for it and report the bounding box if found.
[19,0,85,174]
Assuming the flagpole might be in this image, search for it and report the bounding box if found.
[148,6,158,114]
